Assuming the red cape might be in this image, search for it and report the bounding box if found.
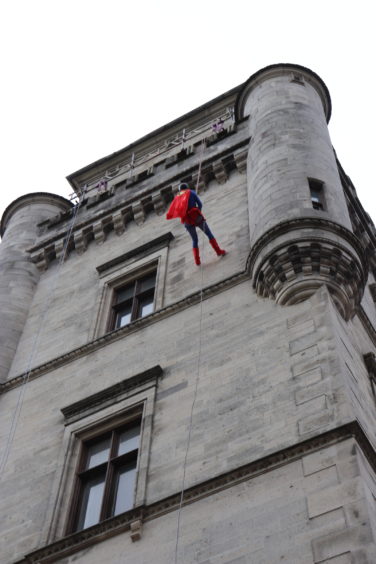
[166,190,190,222]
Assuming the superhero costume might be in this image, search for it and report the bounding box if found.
[166,187,226,265]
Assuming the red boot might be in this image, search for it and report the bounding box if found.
[193,247,201,265]
[210,238,226,256]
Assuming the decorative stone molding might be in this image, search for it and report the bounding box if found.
[1,270,247,394]
[27,144,248,271]
[67,107,237,197]
[96,233,174,274]
[93,220,106,245]
[2,254,375,397]
[73,230,87,255]
[358,308,376,348]
[61,366,163,424]
[132,202,146,225]
[130,520,142,542]
[248,218,368,321]
[151,192,165,216]
[2,260,375,398]
[112,210,126,235]
[16,422,375,564]
[233,146,247,174]
[213,161,228,184]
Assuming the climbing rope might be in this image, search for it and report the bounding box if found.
[195,140,206,194]
[0,188,87,478]
[174,139,207,563]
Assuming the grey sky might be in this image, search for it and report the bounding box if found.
[1,0,375,223]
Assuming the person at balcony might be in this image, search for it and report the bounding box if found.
[166,183,226,265]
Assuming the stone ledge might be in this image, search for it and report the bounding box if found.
[61,365,163,424]
[1,269,375,395]
[96,233,174,273]
[247,218,368,321]
[27,142,249,271]
[0,270,248,394]
[15,422,374,564]
[247,218,367,277]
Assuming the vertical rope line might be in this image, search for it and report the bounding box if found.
[174,140,207,564]
[174,229,205,564]
[0,191,86,478]
[195,140,205,194]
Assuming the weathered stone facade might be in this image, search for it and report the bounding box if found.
[1,64,376,563]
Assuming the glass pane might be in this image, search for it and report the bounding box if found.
[77,474,105,530]
[139,296,154,318]
[86,437,111,469]
[139,273,156,293]
[112,462,137,516]
[116,304,132,328]
[117,424,140,456]
[116,283,135,303]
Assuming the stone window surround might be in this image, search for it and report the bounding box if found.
[369,282,376,303]
[364,352,376,398]
[18,422,373,563]
[42,366,161,546]
[66,412,142,534]
[91,243,169,340]
[308,177,326,211]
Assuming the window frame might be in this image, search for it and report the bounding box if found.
[43,371,160,545]
[108,270,157,331]
[67,415,142,534]
[91,243,170,339]
[308,177,325,211]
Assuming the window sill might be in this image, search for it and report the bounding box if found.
[21,505,145,564]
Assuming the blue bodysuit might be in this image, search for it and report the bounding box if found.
[183,190,214,248]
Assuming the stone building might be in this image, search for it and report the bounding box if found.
[1,63,376,564]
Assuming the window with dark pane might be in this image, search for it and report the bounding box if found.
[308,178,325,210]
[110,271,156,330]
[69,420,141,532]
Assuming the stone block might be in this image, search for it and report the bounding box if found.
[303,445,339,476]
[307,478,363,519]
[311,525,372,562]
[295,382,329,405]
[298,411,332,437]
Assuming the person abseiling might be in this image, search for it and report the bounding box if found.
[166,182,226,265]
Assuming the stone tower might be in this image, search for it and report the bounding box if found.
[1,64,376,564]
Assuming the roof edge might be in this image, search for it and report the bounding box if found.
[235,63,332,123]
[1,192,72,237]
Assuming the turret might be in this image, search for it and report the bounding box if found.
[236,64,367,320]
[0,193,72,382]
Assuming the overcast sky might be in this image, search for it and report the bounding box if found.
[1,0,375,225]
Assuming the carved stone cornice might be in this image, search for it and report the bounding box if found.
[0,270,248,395]
[16,422,375,564]
[358,308,376,348]
[2,244,374,396]
[28,142,249,271]
[67,103,239,194]
[96,233,174,274]
[61,366,163,424]
[247,217,367,275]
[247,218,368,321]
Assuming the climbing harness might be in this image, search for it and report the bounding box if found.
[0,187,87,478]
